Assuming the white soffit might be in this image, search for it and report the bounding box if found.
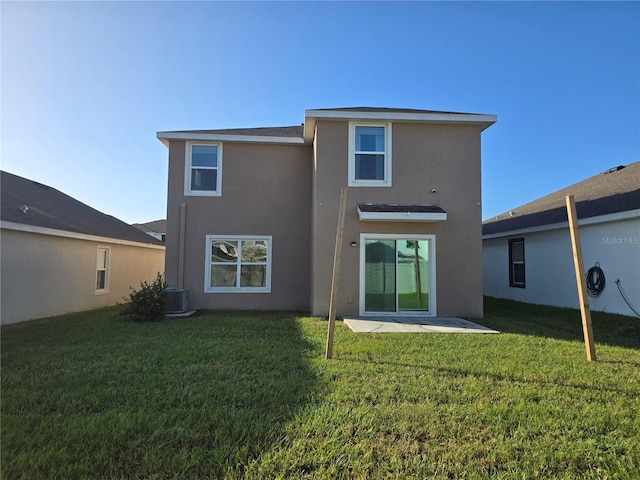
[304,110,497,141]
[156,132,305,147]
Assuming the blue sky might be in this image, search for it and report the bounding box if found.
[2,1,639,224]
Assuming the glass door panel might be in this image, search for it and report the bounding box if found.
[364,240,396,312]
[363,238,431,314]
[397,240,429,312]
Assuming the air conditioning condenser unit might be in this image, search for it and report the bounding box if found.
[165,288,189,314]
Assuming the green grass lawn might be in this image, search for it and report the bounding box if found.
[2,298,639,479]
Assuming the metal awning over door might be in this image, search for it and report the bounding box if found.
[357,204,447,222]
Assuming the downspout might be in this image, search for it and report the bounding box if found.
[178,202,186,288]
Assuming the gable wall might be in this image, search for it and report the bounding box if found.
[311,120,485,317]
[1,229,164,324]
[165,140,312,311]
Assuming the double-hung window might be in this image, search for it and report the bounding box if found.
[205,235,272,293]
[185,142,222,196]
[349,122,392,186]
[95,246,110,294]
[508,238,525,288]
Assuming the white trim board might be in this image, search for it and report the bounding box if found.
[358,209,447,222]
[359,233,437,317]
[157,132,305,147]
[305,109,497,124]
[348,122,392,187]
[304,110,497,141]
[203,235,273,294]
[184,141,223,197]
[1,221,166,250]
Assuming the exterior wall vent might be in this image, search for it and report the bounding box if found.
[165,288,189,313]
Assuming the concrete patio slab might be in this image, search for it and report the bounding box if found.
[343,316,499,334]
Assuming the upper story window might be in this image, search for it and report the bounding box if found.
[348,122,392,187]
[185,142,222,196]
[509,238,525,288]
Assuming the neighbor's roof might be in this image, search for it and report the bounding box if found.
[482,161,640,237]
[132,219,167,233]
[1,171,164,246]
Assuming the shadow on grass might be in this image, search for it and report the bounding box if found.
[481,296,640,350]
[1,309,323,479]
[339,356,639,398]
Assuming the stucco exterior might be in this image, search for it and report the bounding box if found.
[1,228,165,324]
[164,140,313,311]
[310,121,485,317]
[483,215,640,316]
[159,107,496,318]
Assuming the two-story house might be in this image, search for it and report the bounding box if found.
[157,107,496,318]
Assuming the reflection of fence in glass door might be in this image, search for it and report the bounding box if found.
[364,240,396,312]
[364,239,429,313]
[397,240,428,312]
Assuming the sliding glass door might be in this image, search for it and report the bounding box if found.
[362,236,434,315]
[364,239,396,312]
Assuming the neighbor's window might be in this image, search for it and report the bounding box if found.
[509,238,525,288]
[205,235,272,293]
[95,246,110,294]
[349,123,392,186]
[185,142,222,196]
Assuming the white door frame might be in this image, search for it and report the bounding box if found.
[359,233,437,317]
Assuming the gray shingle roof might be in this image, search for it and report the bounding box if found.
[308,106,482,115]
[483,162,640,236]
[1,171,164,245]
[132,219,166,233]
[162,125,303,137]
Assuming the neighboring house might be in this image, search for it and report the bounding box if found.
[482,162,640,317]
[1,171,166,324]
[133,219,167,242]
[157,107,497,318]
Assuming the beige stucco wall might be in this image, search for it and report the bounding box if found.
[311,120,485,318]
[0,229,165,324]
[165,140,312,311]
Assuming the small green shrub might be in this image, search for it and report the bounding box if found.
[120,273,167,322]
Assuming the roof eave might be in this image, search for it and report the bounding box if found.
[482,208,640,239]
[304,109,497,141]
[1,220,166,249]
[156,131,306,146]
[358,211,448,222]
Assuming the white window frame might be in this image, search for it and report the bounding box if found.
[184,141,223,196]
[348,122,392,187]
[358,233,436,316]
[95,246,110,295]
[204,235,272,293]
[509,238,526,288]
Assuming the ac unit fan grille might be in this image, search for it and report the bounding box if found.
[165,288,189,313]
